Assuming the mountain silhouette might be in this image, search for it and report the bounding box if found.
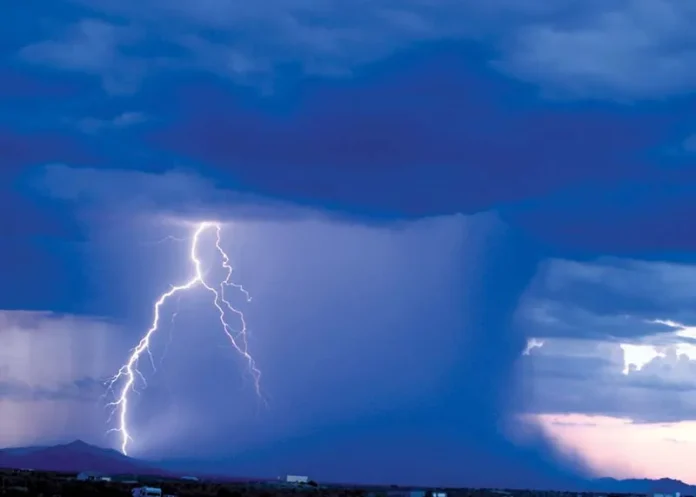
[1,441,695,492]
[591,477,696,494]
[0,440,168,475]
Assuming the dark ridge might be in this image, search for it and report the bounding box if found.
[0,440,168,476]
[1,441,694,493]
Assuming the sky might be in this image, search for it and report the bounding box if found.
[3,0,696,489]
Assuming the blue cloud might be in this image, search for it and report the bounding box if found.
[14,0,696,99]
[5,0,696,486]
[135,54,665,220]
[518,256,696,423]
[520,258,696,326]
[496,0,696,100]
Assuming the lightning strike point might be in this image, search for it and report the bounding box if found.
[106,221,262,455]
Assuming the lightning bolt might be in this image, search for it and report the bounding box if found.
[106,221,262,455]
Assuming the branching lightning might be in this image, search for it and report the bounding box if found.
[106,221,262,455]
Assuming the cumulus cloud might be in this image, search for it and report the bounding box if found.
[16,0,696,98]
[519,257,696,423]
[524,337,696,421]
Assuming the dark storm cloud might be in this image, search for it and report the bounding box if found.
[130,47,696,255]
[0,177,87,312]
[515,298,669,342]
[519,258,696,333]
[504,173,696,253]
[0,128,94,170]
[8,24,696,254]
[0,68,82,100]
[5,0,696,259]
[31,164,318,223]
[148,49,662,219]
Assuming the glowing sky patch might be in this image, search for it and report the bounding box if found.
[619,343,664,375]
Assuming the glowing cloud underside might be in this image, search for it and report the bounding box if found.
[106,221,262,455]
[522,338,544,356]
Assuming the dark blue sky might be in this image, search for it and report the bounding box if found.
[3,0,696,488]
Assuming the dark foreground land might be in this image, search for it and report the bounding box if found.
[0,469,647,497]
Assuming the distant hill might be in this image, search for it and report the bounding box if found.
[592,477,696,495]
[1,441,695,493]
[0,440,168,475]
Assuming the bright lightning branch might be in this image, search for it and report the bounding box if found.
[106,222,262,455]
